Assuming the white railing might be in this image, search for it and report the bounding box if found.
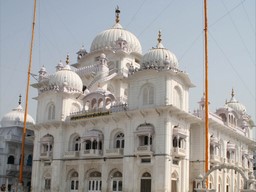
[105,148,124,156]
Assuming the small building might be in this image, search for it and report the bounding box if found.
[0,96,34,192]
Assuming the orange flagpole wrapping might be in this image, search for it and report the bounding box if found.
[19,0,37,186]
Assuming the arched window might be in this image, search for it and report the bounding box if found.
[142,85,154,105]
[140,172,151,192]
[173,136,185,149]
[226,176,230,192]
[84,130,103,152]
[44,173,51,191]
[171,172,178,192]
[7,156,15,164]
[48,104,55,120]
[115,133,125,148]
[40,134,54,159]
[71,103,80,114]
[112,171,122,192]
[85,140,91,150]
[26,154,32,166]
[218,177,222,192]
[91,99,97,109]
[88,171,101,192]
[139,135,152,146]
[241,179,244,191]
[173,86,182,109]
[70,172,79,192]
[27,181,31,192]
[173,137,178,148]
[234,179,237,192]
[74,137,81,151]
[98,98,104,108]
[219,113,227,122]
[209,175,213,189]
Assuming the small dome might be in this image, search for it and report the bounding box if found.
[49,63,83,92]
[56,60,64,71]
[225,89,246,114]
[90,7,142,54]
[49,55,83,92]
[1,103,35,127]
[142,31,178,69]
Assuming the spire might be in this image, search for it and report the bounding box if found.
[157,30,162,44]
[115,6,120,24]
[18,94,22,105]
[66,54,70,65]
[156,30,164,48]
[231,88,235,98]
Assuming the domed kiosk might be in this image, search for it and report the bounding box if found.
[142,31,178,69]
[49,55,83,93]
[225,88,247,115]
[1,95,35,127]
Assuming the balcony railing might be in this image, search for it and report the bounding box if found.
[136,145,153,156]
[81,149,102,157]
[210,154,221,164]
[227,158,235,165]
[173,147,186,158]
[105,148,124,156]
[64,151,80,158]
[40,151,53,160]
[6,164,32,172]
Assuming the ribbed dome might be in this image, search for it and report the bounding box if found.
[1,104,35,127]
[49,64,83,92]
[142,31,178,68]
[90,7,142,54]
[225,89,246,114]
[90,23,142,54]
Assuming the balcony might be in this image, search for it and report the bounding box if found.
[64,151,80,158]
[40,151,53,160]
[227,158,235,165]
[172,147,186,158]
[6,164,32,176]
[173,127,187,137]
[6,164,19,171]
[81,149,102,158]
[227,143,236,151]
[210,154,221,164]
[136,145,153,157]
[105,148,124,157]
[5,135,22,143]
[236,161,243,168]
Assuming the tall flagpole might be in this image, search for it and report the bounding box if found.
[204,0,209,182]
[18,0,37,190]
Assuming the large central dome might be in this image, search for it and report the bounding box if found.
[90,8,142,54]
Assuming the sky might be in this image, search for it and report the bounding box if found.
[0,0,255,124]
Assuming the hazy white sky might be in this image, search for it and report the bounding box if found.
[0,0,255,123]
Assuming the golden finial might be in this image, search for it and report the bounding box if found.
[115,6,120,23]
[66,54,70,65]
[231,88,234,98]
[157,30,162,44]
[18,94,22,105]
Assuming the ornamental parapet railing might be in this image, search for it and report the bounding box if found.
[70,103,128,121]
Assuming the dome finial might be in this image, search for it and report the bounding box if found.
[18,94,22,105]
[157,30,162,44]
[231,88,235,98]
[66,54,70,65]
[115,6,121,24]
